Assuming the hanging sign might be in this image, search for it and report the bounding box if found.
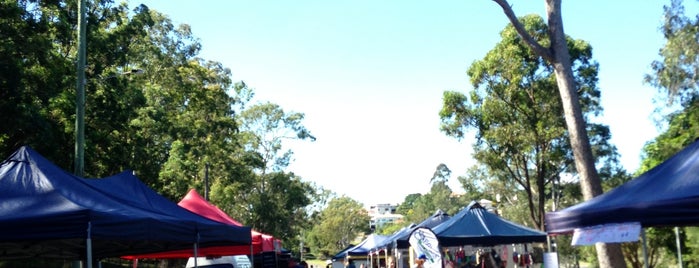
[571,222,641,245]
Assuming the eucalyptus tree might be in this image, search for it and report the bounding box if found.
[487,0,626,266]
[642,0,699,163]
[645,0,699,105]
[219,93,317,240]
[641,2,699,265]
[398,164,465,223]
[440,15,619,231]
[306,196,370,258]
[622,126,698,268]
[238,102,316,175]
[635,97,699,268]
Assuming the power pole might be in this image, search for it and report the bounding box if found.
[74,0,87,177]
[74,0,88,267]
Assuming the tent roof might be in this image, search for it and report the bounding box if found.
[178,190,279,252]
[394,210,451,248]
[331,245,355,261]
[0,146,251,259]
[546,139,699,234]
[371,223,416,251]
[180,189,244,226]
[123,189,278,259]
[432,201,546,246]
[333,234,389,259]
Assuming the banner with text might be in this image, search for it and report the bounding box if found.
[572,222,641,246]
[409,227,441,268]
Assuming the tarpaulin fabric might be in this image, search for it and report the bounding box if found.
[123,189,278,259]
[546,139,699,234]
[332,234,389,259]
[0,146,251,259]
[393,210,451,249]
[431,201,546,246]
[371,223,416,251]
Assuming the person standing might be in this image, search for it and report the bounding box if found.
[387,256,396,268]
[414,254,427,268]
[346,258,356,268]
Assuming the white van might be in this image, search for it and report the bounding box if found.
[186,255,252,268]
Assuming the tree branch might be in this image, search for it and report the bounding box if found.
[491,0,554,62]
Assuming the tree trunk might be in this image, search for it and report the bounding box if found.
[492,0,628,267]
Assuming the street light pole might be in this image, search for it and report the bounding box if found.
[73,0,91,267]
[74,0,87,177]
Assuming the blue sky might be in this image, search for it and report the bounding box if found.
[127,0,679,205]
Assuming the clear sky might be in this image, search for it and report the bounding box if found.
[126,0,678,206]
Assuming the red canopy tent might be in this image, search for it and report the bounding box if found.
[123,189,280,259]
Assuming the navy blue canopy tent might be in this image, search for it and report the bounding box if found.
[394,209,451,249]
[432,201,546,246]
[0,146,251,260]
[546,139,699,234]
[333,234,389,259]
[371,223,416,252]
[332,245,356,261]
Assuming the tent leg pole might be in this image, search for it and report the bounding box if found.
[250,244,254,268]
[194,241,199,267]
[87,237,92,268]
[642,229,649,268]
[87,222,93,268]
[676,227,683,268]
[384,250,388,268]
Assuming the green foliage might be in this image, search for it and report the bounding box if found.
[399,164,468,223]
[395,193,422,217]
[640,101,699,173]
[247,172,313,246]
[0,0,318,253]
[645,0,699,105]
[684,227,699,266]
[375,221,406,236]
[408,180,460,222]
[634,103,699,267]
[440,14,617,230]
[305,196,370,259]
[238,102,316,174]
[0,0,75,163]
[623,1,699,265]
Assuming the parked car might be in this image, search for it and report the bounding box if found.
[186,255,252,268]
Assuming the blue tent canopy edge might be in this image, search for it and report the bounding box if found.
[0,146,251,259]
[546,139,699,234]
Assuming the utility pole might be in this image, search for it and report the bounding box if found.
[74,0,88,267]
[74,0,87,177]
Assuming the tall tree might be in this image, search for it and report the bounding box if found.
[401,164,465,223]
[642,2,699,265]
[645,0,699,105]
[306,196,371,258]
[489,0,626,266]
[243,171,313,247]
[230,94,317,243]
[440,14,618,231]
[395,193,423,218]
[634,106,699,268]
[238,102,316,175]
